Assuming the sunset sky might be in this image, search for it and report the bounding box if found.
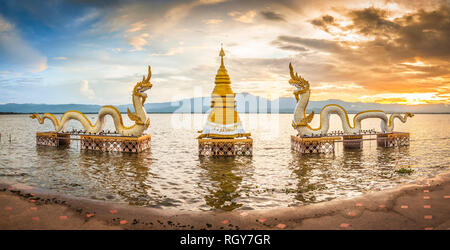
[0,0,449,105]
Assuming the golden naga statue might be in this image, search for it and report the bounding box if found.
[30,66,153,137]
[288,63,414,136]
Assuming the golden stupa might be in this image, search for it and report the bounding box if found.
[197,47,251,139]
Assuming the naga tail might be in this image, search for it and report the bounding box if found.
[30,113,61,131]
[30,113,44,123]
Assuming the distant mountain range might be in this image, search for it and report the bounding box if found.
[0,93,448,114]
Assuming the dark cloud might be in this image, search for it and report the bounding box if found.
[347,7,400,37]
[271,4,450,94]
[308,5,450,60]
[276,44,308,52]
[274,36,346,54]
[70,0,177,8]
[311,8,400,38]
[310,15,335,32]
[271,38,309,52]
[394,5,450,59]
[277,4,450,64]
[260,11,286,22]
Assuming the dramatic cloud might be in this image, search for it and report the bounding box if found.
[0,0,449,106]
[260,11,286,22]
[274,36,347,54]
[347,8,399,36]
[310,15,335,32]
[273,4,450,104]
[308,5,450,60]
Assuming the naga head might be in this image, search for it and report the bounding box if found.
[133,65,153,94]
[289,63,310,101]
[128,65,153,128]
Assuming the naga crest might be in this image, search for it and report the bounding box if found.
[289,63,310,102]
[133,65,153,94]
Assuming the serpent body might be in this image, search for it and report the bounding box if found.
[289,63,413,136]
[30,66,153,137]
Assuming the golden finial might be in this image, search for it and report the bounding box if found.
[219,44,225,66]
[214,45,231,85]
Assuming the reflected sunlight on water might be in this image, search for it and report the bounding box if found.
[0,114,449,211]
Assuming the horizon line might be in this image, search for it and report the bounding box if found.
[0,95,448,107]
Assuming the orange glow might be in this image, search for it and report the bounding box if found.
[360,93,450,105]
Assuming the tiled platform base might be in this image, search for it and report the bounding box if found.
[80,134,151,153]
[36,132,70,147]
[377,132,410,148]
[343,135,363,149]
[291,136,339,154]
[198,138,253,156]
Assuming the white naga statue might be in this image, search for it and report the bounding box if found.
[30,66,153,137]
[288,63,413,136]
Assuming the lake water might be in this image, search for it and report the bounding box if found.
[0,113,449,211]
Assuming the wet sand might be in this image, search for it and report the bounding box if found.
[1,171,449,230]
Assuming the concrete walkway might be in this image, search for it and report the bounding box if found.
[1,171,449,230]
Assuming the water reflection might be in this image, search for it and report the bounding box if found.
[376,146,412,171]
[288,143,414,205]
[36,146,158,206]
[289,153,333,203]
[78,150,156,206]
[341,148,363,169]
[197,157,253,211]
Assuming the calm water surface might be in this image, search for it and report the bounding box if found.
[0,113,449,211]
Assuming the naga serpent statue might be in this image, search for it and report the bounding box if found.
[288,63,413,136]
[30,66,153,137]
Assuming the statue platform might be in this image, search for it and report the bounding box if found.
[291,136,340,154]
[35,132,151,153]
[343,135,363,149]
[376,132,410,147]
[80,134,151,153]
[292,131,410,154]
[36,132,71,147]
[198,138,253,156]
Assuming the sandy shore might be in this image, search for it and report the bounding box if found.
[1,171,449,230]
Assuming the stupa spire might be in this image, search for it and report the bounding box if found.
[214,45,231,85]
[219,45,225,66]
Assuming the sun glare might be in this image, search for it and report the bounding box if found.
[401,61,426,67]
[360,93,449,105]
